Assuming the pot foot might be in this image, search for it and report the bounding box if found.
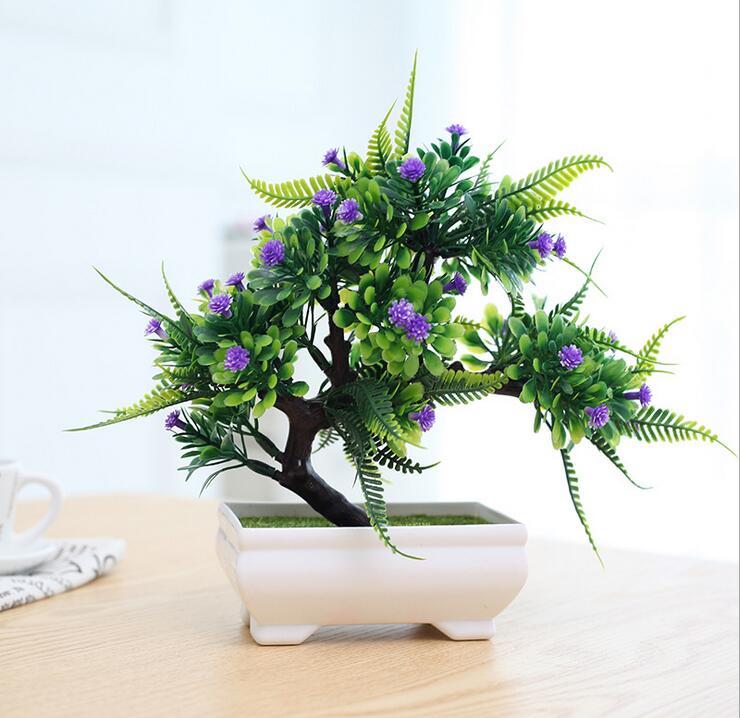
[249,616,319,645]
[432,619,496,641]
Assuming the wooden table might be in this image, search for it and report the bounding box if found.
[1,496,737,717]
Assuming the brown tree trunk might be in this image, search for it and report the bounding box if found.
[273,395,369,527]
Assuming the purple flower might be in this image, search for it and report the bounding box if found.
[164,410,187,432]
[312,189,337,207]
[208,294,233,318]
[585,404,610,429]
[404,313,431,343]
[198,278,215,298]
[445,123,467,136]
[253,215,272,233]
[260,239,286,267]
[608,330,619,343]
[443,272,467,295]
[336,198,362,224]
[388,298,415,328]
[398,156,426,183]
[528,232,554,259]
[410,404,436,432]
[558,344,583,370]
[225,271,245,291]
[145,318,168,340]
[624,382,652,408]
[224,345,251,372]
[322,148,346,170]
[553,234,567,259]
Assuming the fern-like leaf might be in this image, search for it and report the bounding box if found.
[421,369,505,406]
[590,433,650,489]
[355,454,419,559]
[580,326,657,362]
[68,385,193,431]
[366,102,395,175]
[393,52,417,159]
[373,443,437,474]
[344,379,403,440]
[315,427,339,452]
[634,317,685,379]
[94,268,195,349]
[526,199,594,222]
[560,449,602,563]
[242,171,341,208]
[498,155,612,211]
[161,263,191,322]
[618,407,735,454]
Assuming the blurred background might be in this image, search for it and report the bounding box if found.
[0,0,737,560]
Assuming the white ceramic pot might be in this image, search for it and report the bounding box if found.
[216,501,528,645]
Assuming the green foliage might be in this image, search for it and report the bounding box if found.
[366,103,395,175]
[560,449,602,563]
[243,172,343,208]
[616,407,734,453]
[526,199,591,222]
[497,155,612,214]
[634,317,684,379]
[69,384,192,431]
[589,433,649,489]
[421,369,505,406]
[393,52,417,159]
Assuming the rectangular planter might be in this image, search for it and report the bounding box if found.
[216,500,528,645]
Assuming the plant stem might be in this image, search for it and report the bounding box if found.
[273,394,369,527]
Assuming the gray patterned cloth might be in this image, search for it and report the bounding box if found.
[0,539,126,612]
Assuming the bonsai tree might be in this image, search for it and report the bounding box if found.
[73,56,732,558]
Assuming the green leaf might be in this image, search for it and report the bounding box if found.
[560,449,602,563]
[497,155,612,212]
[242,170,342,208]
[366,102,395,175]
[333,308,355,329]
[634,317,685,379]
[393,51,417,159]
[421,369,505,406]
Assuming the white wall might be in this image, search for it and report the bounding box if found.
[0,1,737,560]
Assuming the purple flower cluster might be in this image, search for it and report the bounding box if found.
[624,383,652,408]
[224,346,250,372]
[528,232,554,259]
[253,215,272,233]
[322,148,346,170]
[312,189,337,207]
[198,278,215,297]
[225,271,245,291]
[558,344,583,370]
[553,234,567,259]
[145,318,167,340]
[336,198,362,224]
[410,404,436,432]
[164,410,187,432]
[445,123,467,136]
[388,298,415,327]
[404,314,431,343]
[260,239,285,267]
[208,293,233,318]
[387,298,431,343]
[585,404,610,429]
[398,156,426,183]
[443,272,467,295]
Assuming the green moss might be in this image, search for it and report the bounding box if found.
[239,514,491,529]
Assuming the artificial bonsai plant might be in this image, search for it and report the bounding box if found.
[73,55,731,558]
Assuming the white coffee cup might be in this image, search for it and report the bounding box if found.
[0,459,62,553]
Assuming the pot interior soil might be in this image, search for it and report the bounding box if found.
[239,514,492,529]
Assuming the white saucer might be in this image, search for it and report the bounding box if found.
[0,540,60,575]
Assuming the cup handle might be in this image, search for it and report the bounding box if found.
[13,474,63,547]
